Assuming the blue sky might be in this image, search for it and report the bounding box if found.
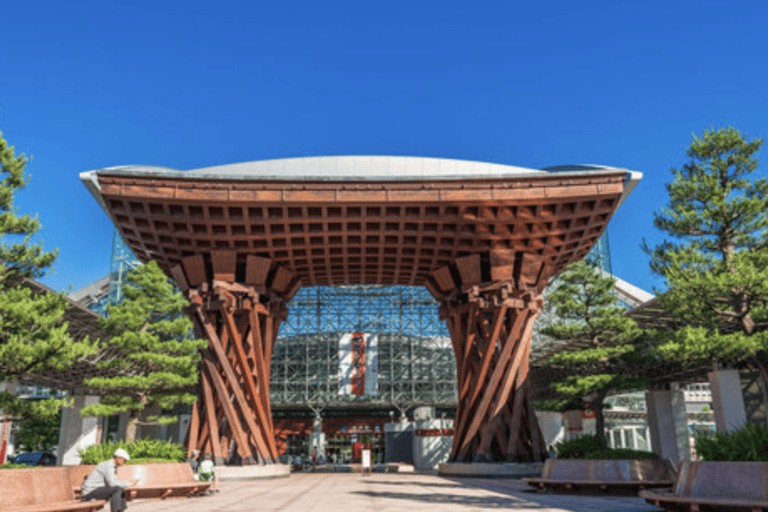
[1,0,766,295]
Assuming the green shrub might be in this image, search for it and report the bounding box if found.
[554,435,602,459]
[694,422,768,462]
[126,457,183,465]
[583,448,659,460]
[554,435,657,460]
[79,439,185,465]
[0,463,34,469]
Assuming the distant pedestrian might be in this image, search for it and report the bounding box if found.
[199,453,219,493]
[81,448,138,512]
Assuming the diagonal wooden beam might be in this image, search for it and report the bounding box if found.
[464,301,509,416]
[203,358,255,463]
[475,310,533,457]
[186,400,200,459]
[195,306,265,463]
[199,361,223,464]
[248,307,278,458]
[220,303,273,460]
[458,304,530,459]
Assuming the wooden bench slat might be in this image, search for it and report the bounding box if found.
[4,503,106,512]
[0,467,105,512]
[640,489,768,509]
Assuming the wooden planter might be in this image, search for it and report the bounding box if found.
[523,458,676,493]
[640,461,768,512]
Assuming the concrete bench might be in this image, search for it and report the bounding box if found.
[69,462,211,500]
[523,459,676,493]
[0,467,107,512]
[639,461,768,512]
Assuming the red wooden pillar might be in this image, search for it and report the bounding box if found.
[171,251,299,465]
[426,250,551,463]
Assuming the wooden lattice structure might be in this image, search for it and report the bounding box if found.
[81,157,639,464]
[427,252,551,461]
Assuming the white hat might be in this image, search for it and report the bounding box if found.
[114,448,131,461]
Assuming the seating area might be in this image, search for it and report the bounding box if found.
[69,462,211,500]
[0,466,107,512]
[639,461,768,512]
[523,458,677,493]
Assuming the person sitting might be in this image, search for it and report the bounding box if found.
[81,448,138,512]
[186,449,201,480]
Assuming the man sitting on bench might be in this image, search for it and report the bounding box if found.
[81,448,138,512]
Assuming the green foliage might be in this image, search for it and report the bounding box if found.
[533,398,582,412]
[551,373,647,398]
[554,435,602,459]
[82,261,206,437]
[554,435,658,460]
[0,463,34,469]
[0,129,98,415]
[643,127,768,367]
[14,410,61,453]
[78,439,186,465]
[584,449,659,460]
[0,393,69,420]
[694,422,768,461]
[125,457,184,465]
[0,130,57,282]
[540,258,646,447]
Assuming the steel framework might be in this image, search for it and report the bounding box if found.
[272,285,456,407]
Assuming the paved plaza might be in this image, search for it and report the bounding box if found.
[127,472,664,512]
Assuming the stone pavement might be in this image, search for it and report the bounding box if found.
[126,472,665,512]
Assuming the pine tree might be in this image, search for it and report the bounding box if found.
[540,258,645,449]
[82,260,206,441]
[0,130,97,418]
[643,127,768,382]
[15,410,62,453]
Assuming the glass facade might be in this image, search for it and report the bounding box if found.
[102,228,619,409]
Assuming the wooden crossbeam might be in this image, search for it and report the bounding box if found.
[219,304,273,460]
[203,358,255,463]
[199,363,223,464]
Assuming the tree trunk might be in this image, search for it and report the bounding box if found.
[594,391,608,450]
[750,356,768,426]
[125,415,139,443]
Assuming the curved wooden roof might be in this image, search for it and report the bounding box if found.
[82,157,640,292]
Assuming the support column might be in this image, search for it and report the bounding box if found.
[646,388,690,465]
[309,412,325,460]
[170,251,300,465]
[708,369,747,432]
[426,251,551,463]
[57,394,101,466]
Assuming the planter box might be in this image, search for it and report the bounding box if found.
[523,458,676,492]
[640,461,768,511]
